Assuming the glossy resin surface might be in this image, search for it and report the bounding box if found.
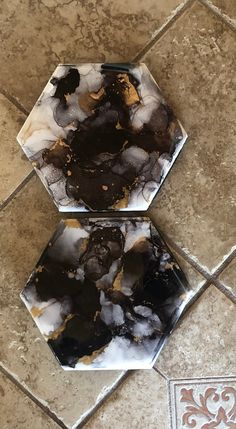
[17,63,187,211]
[21,218,193,370]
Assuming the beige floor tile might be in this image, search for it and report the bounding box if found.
[0,0,184,110]
[0,176,124,428]
[84,370,169,429]
[219,257,236,297]
[0,371,60,429]
[211,0,236,22]
[144,1,236,273]
[154,285,236,378]
[0,94,31,205]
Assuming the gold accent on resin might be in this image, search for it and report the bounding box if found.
[47,314,74,340]
[113,269,123,291]
[78,345,106,365]
[118,73,140,106]
[64,219,81,228]
[31,306,45,318]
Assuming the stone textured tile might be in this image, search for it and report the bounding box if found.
[170,376,236,429]
[219,257,236,297]
[144,1,236,273]
[0,372,60,429]
[84,370,169,429]
[0,176,124,428]
[154,285,236,378]
[0,94,31,205]
[211,0,236,22]
[0,0,184,110]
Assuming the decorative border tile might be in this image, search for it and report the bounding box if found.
[169,377,236,428]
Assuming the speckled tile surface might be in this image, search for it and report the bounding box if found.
[84,370,169,429]
[154,285,236,378]
[145,1,236,273]
[0,94,31,205]
[0,0,236,428]
[0,372,60,429]
[0,0,185,110]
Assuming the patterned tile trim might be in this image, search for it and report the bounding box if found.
[169,377,236,428]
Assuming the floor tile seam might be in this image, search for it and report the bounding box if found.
[210,278,236,304]
[75,371,130,429]
[155,228,212,280]
[198,0,236,33]
[170,375,236,383]
[0,170,35,212]
[133,0,195,62]
[0,88,29,116]
[0,363,68,429]
[156,229,236,289]
[211,250,236,279]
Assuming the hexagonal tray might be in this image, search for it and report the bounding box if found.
[21,218,193,370]
[17,63,187,212]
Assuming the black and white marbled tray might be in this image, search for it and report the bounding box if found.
[21,218,193,370]
[17,63,187,212]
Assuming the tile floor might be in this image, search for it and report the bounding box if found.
[0,0,235,428]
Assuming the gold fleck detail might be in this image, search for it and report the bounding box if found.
[93,311,100,322]
[57,138,69,148]
[31,307,44,318]
[133,336,141,343]
[78,345,107,365]
[36,265,44,273]
[64,219,81,228]
[68,272,75,279]
[67,170,72,176]
[78,90,103,114]
[116,121,122,129]
[164,262,176,270]
[117,73,140,106]
[112,188,130,209]
[47,314,74,340]
[132,238,149,252]
[113,269,123,291]
[79,237,89,253]
[90,87,105,100]
[65,93,71,103]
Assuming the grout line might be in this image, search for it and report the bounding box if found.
[211,278,236,304]
[151,225,212,280]
[149,223,236,305]
[0,88,29,116]
[0,170,35,212]
[167,378,174,429]
[153,366,169,381]
[75,371,131,429]
[0,364,68,429]
[198,0,236,33]
[211,249,236,279]
[133,0,195,62]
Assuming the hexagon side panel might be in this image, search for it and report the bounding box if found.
[17,62,187,212]
[20,218,194,370]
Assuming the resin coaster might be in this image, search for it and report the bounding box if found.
[21,218,193,370]
[17,63,187,212]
